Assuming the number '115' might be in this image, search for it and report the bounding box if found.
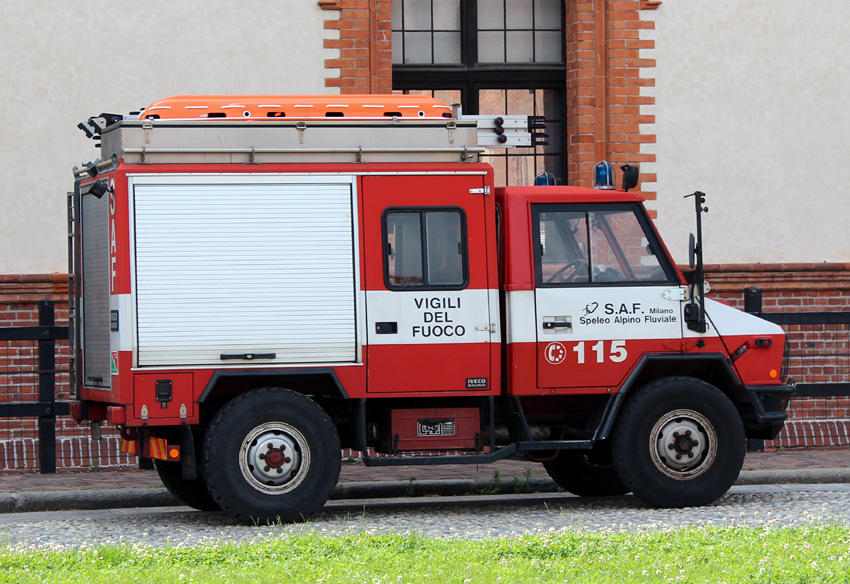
[572,340,627,364]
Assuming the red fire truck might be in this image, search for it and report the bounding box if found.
[69,95,793,522]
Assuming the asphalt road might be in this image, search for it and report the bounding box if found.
[2,483,849,549]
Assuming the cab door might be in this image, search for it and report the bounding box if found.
[532,203,683,392]
[362,175,496,394]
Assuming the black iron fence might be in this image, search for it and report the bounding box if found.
[744,286,850,398]
[0,300,69,473]
[0,292,846,472]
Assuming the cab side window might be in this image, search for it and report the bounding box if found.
[537,211,589,284]
[534,205,676,286]
[384,208,468,289]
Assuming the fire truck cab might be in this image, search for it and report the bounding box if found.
[69,95,793,522]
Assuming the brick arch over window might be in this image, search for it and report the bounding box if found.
[321,0,661,198]
[566,0,660,197]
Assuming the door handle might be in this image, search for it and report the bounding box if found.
[220,353,276,360]
[542,316,572,333]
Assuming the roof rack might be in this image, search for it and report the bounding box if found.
[139,94,455,121]
[81,95,533,165]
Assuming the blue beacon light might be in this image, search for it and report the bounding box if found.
[535,171,556,186]
[593,161,615,190]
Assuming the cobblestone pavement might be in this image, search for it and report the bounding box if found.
[1,484,849,549]
[1,449,848,493]
[0,450,847,549]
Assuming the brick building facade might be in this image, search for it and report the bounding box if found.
[1,1,846,471]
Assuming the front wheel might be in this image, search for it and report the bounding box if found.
[611,377,745,508]
[202,388,341,523]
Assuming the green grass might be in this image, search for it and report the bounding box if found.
[1,524,849,583]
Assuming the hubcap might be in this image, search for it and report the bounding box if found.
[239,422,310,494]
[650,409,716,480]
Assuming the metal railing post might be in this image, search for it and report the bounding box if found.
[743,287,766,452]
[37,299,57,473]
[744,286,763,316]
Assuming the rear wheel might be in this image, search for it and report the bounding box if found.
[153,459,220,511]
[202,387,341,523]
[611,377,745,508]
[542,443,629,497]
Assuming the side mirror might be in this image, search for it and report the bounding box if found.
[621,164,639,192]
[688,233,695,269]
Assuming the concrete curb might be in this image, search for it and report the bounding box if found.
[734,468,850,486]
[0,488,177,514]
[1,468,847,514]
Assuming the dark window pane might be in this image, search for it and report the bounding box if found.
[425,212,464,285]
[534,0,561,29]
[392,0,403,29]
[507,0,533,28]
[478,89,506,115]
[403,0,433,29]
[478,0,505,28]
[535,30,562,62]
[433,0,461,29]
[478,89,564,186]
[478,31,505,63]
[404,32,433,63]
[392,2,566,180]
[387,213,423,286]
[506,88,534,114]
[386,210,467,289]
[395,89,462,106]
[590,211,670,283]
[392,31,404,64]
[539,155,563,183]
[433,31,461,63]
[507,153,537,187]
[537,211,590,285]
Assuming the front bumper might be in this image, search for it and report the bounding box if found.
[743,380,796,439]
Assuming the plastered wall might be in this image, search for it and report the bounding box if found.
[647,0,850,265]
[0,0,339,273]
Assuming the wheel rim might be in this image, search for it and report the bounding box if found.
[649,409,717,480]
[239,422,311,495]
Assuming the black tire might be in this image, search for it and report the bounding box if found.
[154,459,220,512]
[202,387,341,524]
[611,377,745,508]
[542,442,630,497]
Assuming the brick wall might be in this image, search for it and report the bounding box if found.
[0,275,135,472]
[321,0,393,94]
[566,0,659,200]
[706,263,850,450]
[1,265,846,473]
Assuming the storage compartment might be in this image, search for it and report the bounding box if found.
[390,407,480,452]
[132,176,358,367]
[133,372,194,420]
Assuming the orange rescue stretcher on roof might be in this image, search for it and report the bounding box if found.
[139,94,455,121]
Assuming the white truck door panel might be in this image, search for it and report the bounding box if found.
[532,203,683,391]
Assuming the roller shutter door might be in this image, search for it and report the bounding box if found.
[81,194,111,386]
[133,178,357,367]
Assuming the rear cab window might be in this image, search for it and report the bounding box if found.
[383,207,469,290]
